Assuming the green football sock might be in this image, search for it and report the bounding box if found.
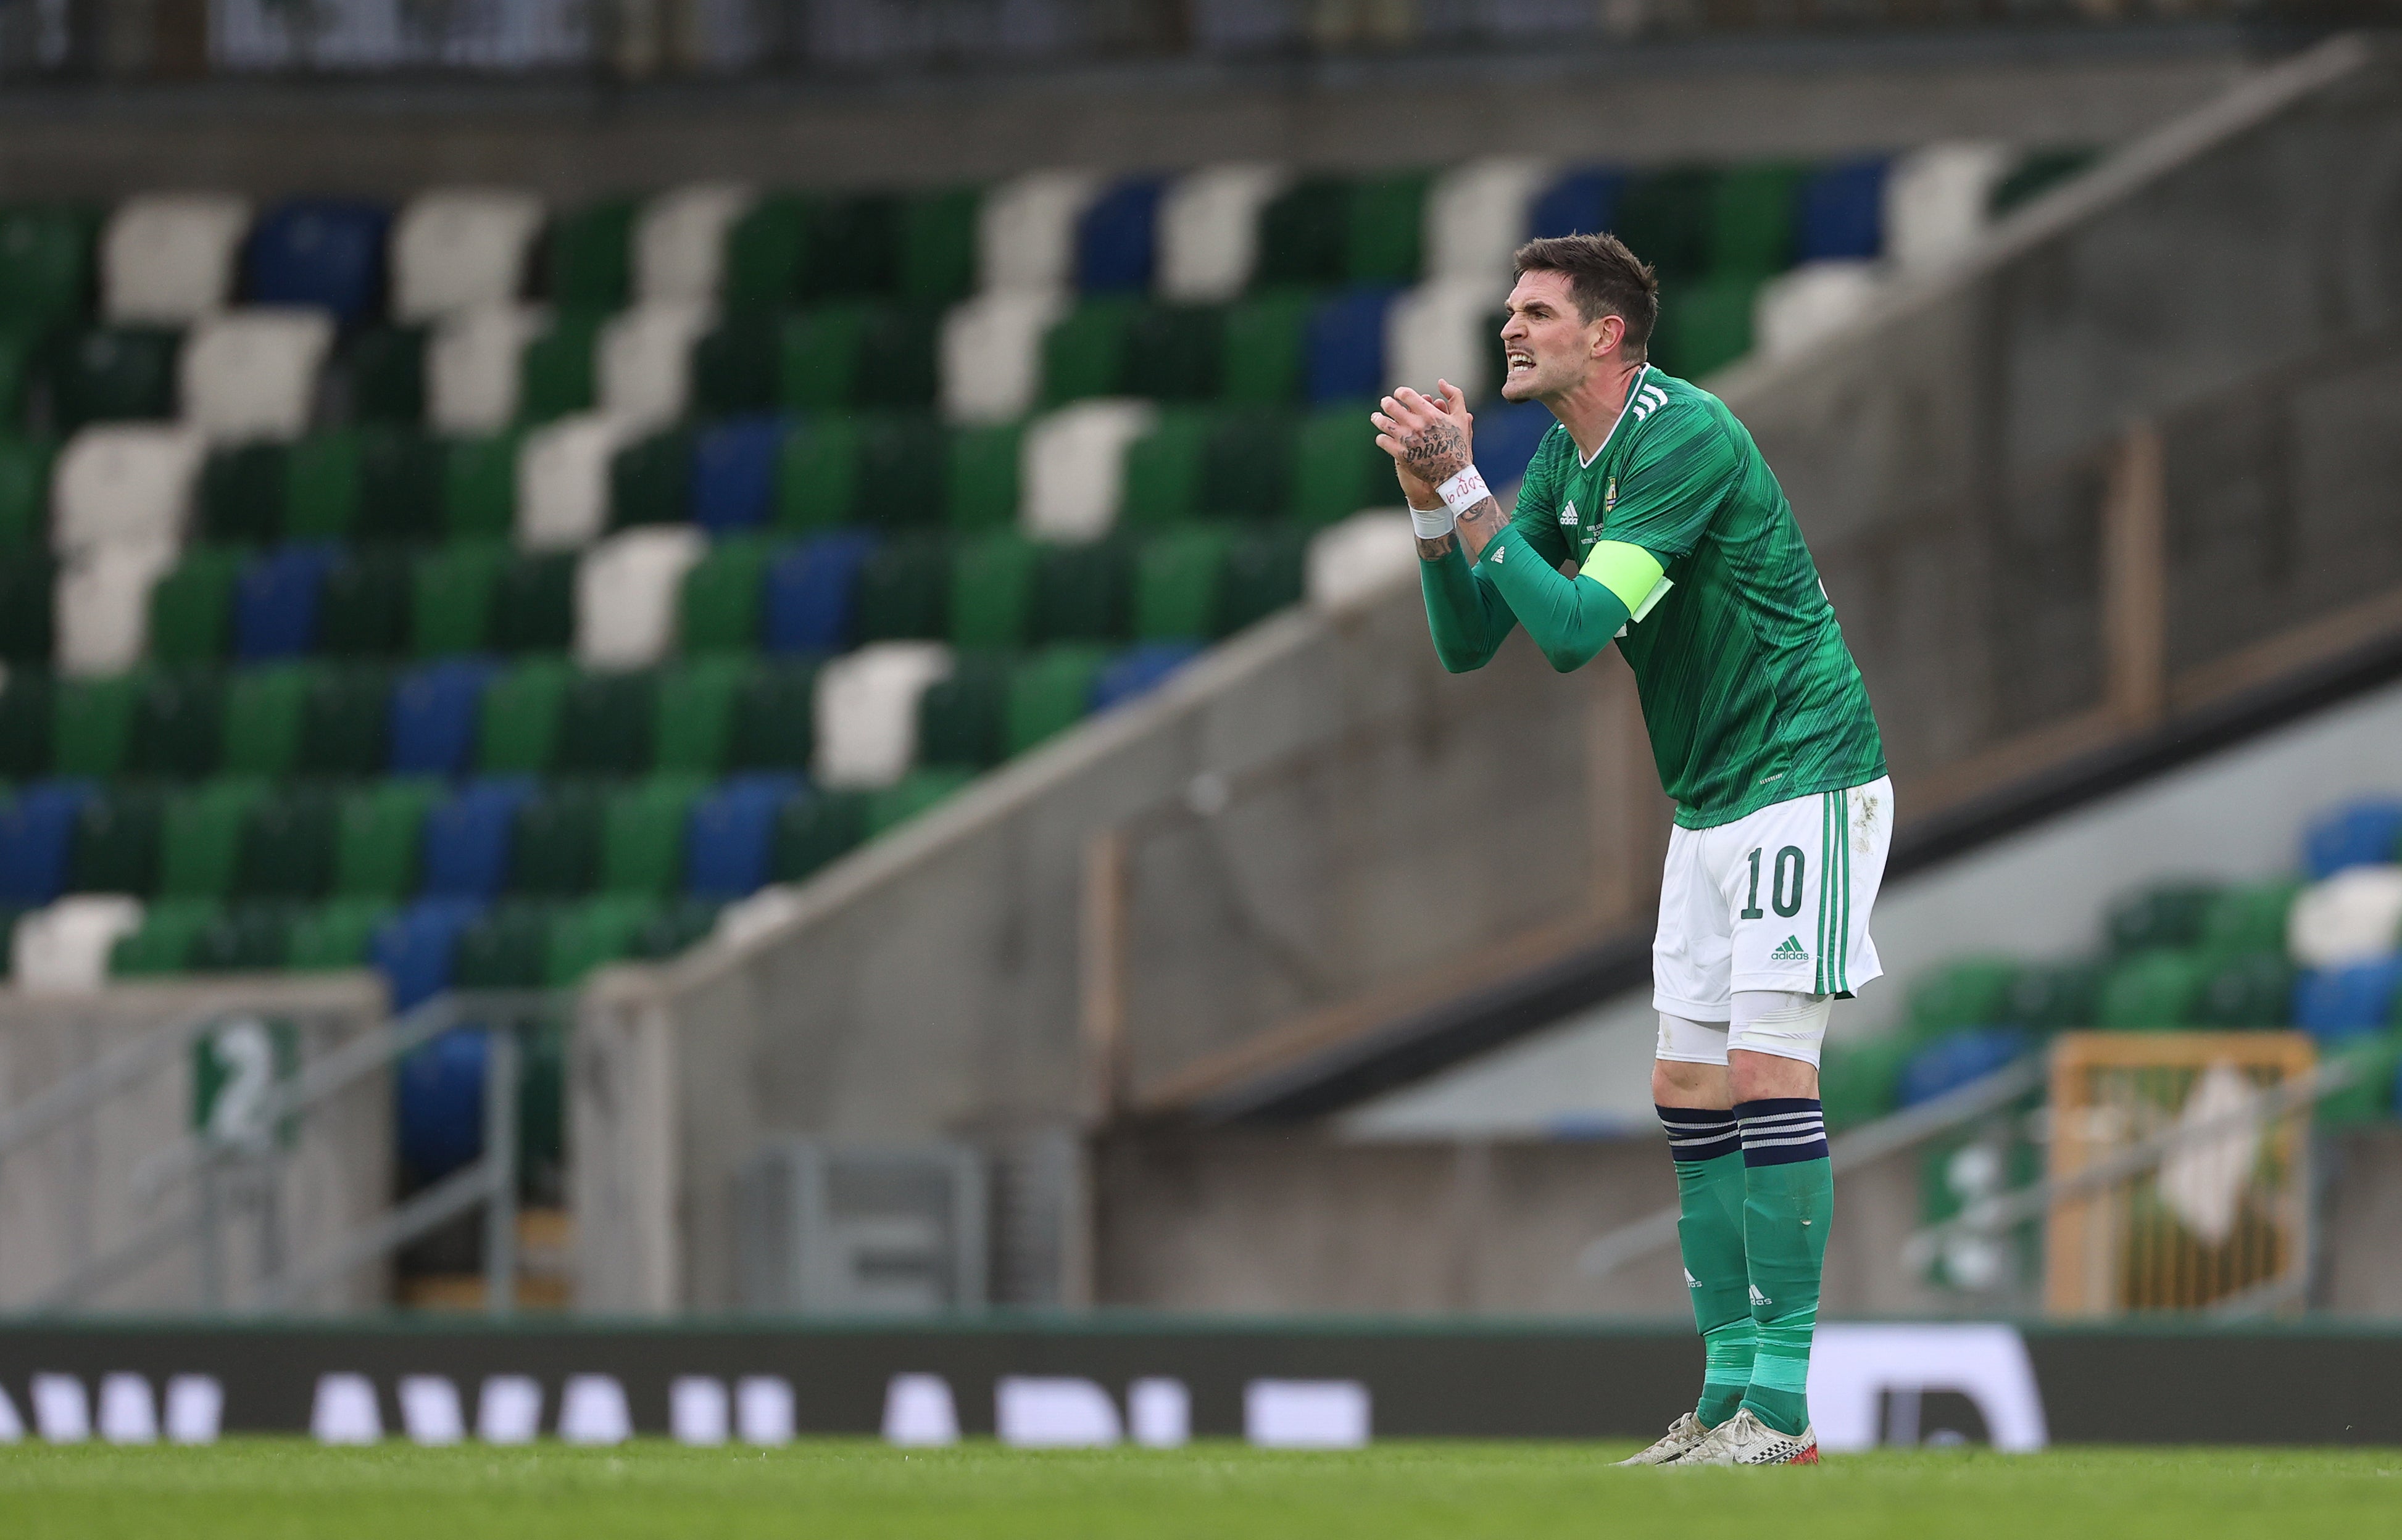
[1736,1098,1832,1438]
[1658,1105,1752,1426]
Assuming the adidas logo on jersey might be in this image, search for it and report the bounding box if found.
[1559,500,1579,527]
[1490,543,1505,563]
[1769,936,1811,961]
[1749,1284,1771,1307]
[1684,1269,1700,1289]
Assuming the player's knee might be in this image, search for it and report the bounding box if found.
[1652,1054,1729,1107]
[1727,991,1830,1100]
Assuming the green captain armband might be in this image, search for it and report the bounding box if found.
[1581,540,1671,631]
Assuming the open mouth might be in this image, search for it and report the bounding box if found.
[1505,350,1536,376]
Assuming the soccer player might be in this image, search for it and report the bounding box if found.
[1372,233,1890,1467]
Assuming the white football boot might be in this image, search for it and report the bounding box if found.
[1613,1411,1716,1467]
[1676,1407,1819,1466]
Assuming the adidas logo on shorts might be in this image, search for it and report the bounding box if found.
[1769,935,1810,961]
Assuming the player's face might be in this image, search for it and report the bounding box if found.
[1497,270,1608,403]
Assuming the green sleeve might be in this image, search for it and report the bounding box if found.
[1419,541,1518,673]
[1476,524,1632,674]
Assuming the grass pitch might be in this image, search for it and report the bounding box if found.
[1,1439,2395,1539]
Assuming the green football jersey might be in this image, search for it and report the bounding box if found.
[1499,365,1885,829]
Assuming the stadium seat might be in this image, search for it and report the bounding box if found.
[684,776,794,899]
[941,289,1069,423]
[979,170,1101,292]
[69,785,164,897]
[949,531,1039,649]
[771,787,870,881]
[1905,958,2022,1037]
[688,312,776,415]
[126,666,224,779]
[1708,163,1801,278]
[690,415,785,533]
[853,415,947,533]
[546,894,653,985]
[517,310,602,423]
[408,540,505,656]
[576,525,706,669]
[775,415,865,530]
[634,183,752,304]
[764,531,877,653]
[1092,641,1200,711]
[19,894,144,988]
[782,303,941,413]
[233,543,335,660]
[428,302,545,433]
[653,657,747,774]
[2201,880,2303,957]
[600,777,704,898]
[1306,511,1415,613]
[678,537,769,654]
[1158,164,1286,302]
[2287,866,2402,969]
[900,186,980,304]
[287,897,394,972]
[1899,1027,2029,1106]
[102,193,250,324]
[296,663,393,776]
[0,552,54,669]
[813,640,953,789]
[2097,948,2210,1030]
[1819,1036,1910,1132]
[1133,526,1231,640]
[333,780,439,901]
[608,426,693,529]
[727,660,822,775]
[489,550,576,653]
[509,784,604,897]
[1653,273,1761,379]
[0,437,53,552]
[1118,412,1210,530]
[422,779,536,901]
[1221,526,1310,632]
[396,1025,492,1176]
[334,323,426,422]
[196,441,286,544]
[391,189,543,322]
[371,897,484,1010]
[915,653,1010,770]
[1425,159,1551,282]
[1289,404,1389,527]
[1304,288,1398,405]
[2108,882,2222,954]
[1386,277,1501,402]
[146,545,239,663]
[1795,159,1888,263]
[2294,959,2402,1041]
[157,779,268,901]
[1075,177,1163,294]
[0,670,51,777]
[51,673,140,777]
[57,538,177,676]
[1007,646,1106,755]
[0,782,93,905]
[945,421,1023,533]
[1254,176,1351,288]
[1753,262,1882,360]
[853,536,951,642]
[2304,800,2402,879]
[1616,167,1716,281]
[2190,951,2295,1029]
[218,661,312,777]
[1021,400,1157,541]
[317,548,410,658]
[1882,141,2013,271]
[554,669,656,777]
[1345,172,1429,285]
[517,410,638,550]
[180,308,333,442]
[1031,537,1132,644]
[2003,960,2105,1033]
[867,768,974,835]
[1527,166,1629,241]
[283,430,358,540]
[107,897,213,978]
[242,198,389,323]
[475,657,571,775]
[388,657,497,776]
[0,204,99,334]
[235,787,339,901]
[52,423,206,552]
[1478,398,1554,490]
[546,199,635,310]
[1042,297,1139,405]
[598,299,710,429]
[719,193,807,308]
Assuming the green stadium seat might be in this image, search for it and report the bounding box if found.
[1708,164,1801,278]
[70,787,164,897]
[476,657,571,775]
[1289,405,1389,526]
[545,895,654,986]
[2097,948,2211,1030]
[0,437,54,552]
[2106,883,2220,954]
[517,310,601,424]
[773,788,870,881]
[2003,961,2105,1033]
[410,540,505,656]
[1042,299,1139,406]
[219,661,314,777]
[0,666,51,776]
[51,673,140,778]
[1200,409,1295,520]
[235,787,339,901]
[1219,526,1308,634]
[282,431,359,542]
[331,780,438,901]
[691,314,779,416]
[2191,951,2296,1029]
[867,768,975,836]
[126,666,225,779]
[854,536,950,641]
[287,898,395,972]
[442,433,519,541]
[340,325,426,423]
[626,896,723,961]
[454,900,554,989]
[948,532,1038,650]
[1134,526,1233,641]
[489,552,575,653]
[1616,167,1717,282]
[1221,293,1313,406]
[1030,539,1131,644]
[296,663,391,776]
[679,537,769,653]
[1121,305,1224,402]
[556,669,656,777]
[317,549,412,657]
[899,187,979,304]
[1906,958,2021,1039]
[780,304,939,413]
[916,653,1010,770]
[0,204,98,333]
[653,657,747,775]
[1255,178,1352,288]
[1653,275,1761,380]
[2201,882,2301,958]
[855,415,947,531]
[158,779,269,902]
[546,201,635,311]
[1006,647,1107,756]
[610,426,692,529]
[0,552,54,670]
[509,785,604,898]
[945,421,1022,533]
[728,660,820,774]
[1820,1036,1913,1133]
[599,777,705,898]
[1119,412,1209,530]
[776,416,863,531]
[721,194,808,310]
[198,443,287,545]
[109,898,218,977]
[147,547,240,664]
[355,426,448,544]
[0,334,33,429]
[799,194,903,302]
[49,326,179,430]
[1346,172,1430,284]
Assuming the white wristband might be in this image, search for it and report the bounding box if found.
[1436,465,1490,518]
[1408,503,1456,540]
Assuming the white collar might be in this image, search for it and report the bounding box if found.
[1577,363,1650,470]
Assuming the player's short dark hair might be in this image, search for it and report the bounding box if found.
[1511,233,1660,360]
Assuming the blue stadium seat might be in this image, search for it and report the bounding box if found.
[388,658,497,776]
[419,778,536,901]
[1795,159,1889,263]
[1305,288,1400,405]
[684,774,803,900]
[1092,642,1201,713]
[1076,178,1164,294]
[1527,167,1629,241]
[369,896,484,1012]
[1898,1027,2029,1107]
[2303,799,2402,880]
[765,531,878,653]
[244,199,392,324]
[2293,959,2402,1040]
[234,544,336,660]
[0,781,92,905]
[1478,399,1555,490]
[396,1027,489,1180]
[691,415,786,533]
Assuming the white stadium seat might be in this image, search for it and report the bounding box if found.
[1753,260,1886,360]
[393,188,545,321]
[101,193,251,325]
[51,423,207,553]
[814,642,957,790]
[977,170,1103,293]
[179,308,335,442]
[940,288,1068,424]
[575,525,707,669]
[1157,164,1288,302]
[1424,159,1551,283]
[1385,277,1500,402]
[1020,399,1158,542]
[12,897,146,993]
[427,302,547,435]
[635,183,754,304]
[54,539,177,676]
[515,412,639,552]
[2288,866,2402,970]
[1307,510,1419,615]
[597,299,712,432]
[1884,141,2015,272]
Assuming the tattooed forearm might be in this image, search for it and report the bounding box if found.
[1415,532,1456,560]
[1400,420,1469,486]
[1450,497,1506,562]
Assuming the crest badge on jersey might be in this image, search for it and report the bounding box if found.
[1604,476,1618,516]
